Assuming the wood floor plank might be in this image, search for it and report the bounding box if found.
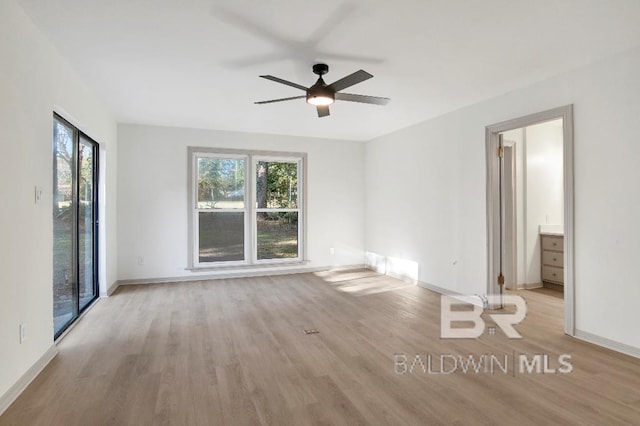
[1,270,640,425]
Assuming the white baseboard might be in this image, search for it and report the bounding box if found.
[417,281,487,307]
[417,280,463,297]
[574,329,640,359]
[367,264,459,298]
[0,345,58,416]
[100,280,120,297]
[328,264,367,272]
[116,264,362,286]
[518,282,543,290]
[106,280,119,296]
[386,271,417,285]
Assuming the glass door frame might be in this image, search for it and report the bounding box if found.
[53,113,99,340]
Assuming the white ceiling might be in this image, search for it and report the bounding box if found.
[18,0,640,141]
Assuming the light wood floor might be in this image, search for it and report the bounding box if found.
[2,270,640,425]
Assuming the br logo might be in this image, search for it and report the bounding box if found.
[440,295,527,339]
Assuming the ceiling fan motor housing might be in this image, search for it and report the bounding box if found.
[307,77,335,105]
[312,63,329,76]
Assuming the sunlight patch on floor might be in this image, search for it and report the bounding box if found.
[315,269,415,296]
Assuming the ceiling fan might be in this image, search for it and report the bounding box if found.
[255,63,390,117]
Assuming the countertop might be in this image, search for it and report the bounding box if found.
[539,224,564,236]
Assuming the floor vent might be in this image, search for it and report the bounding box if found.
[303,329,320,335]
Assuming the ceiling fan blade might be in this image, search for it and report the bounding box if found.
[317,51,385,65]
[335,92,390,106]
[305,3,357,47]
[317,105,330,117]
[255,95,306,105]
[213,7,291,47]
[259,75,308,91]
[222,52,291,69]
[328,70,373,92]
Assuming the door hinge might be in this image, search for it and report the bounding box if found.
[497,273,505,286]
[498,146,504,158]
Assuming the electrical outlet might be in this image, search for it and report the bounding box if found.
[137,256,145,266]
[329,247,335,255]
[19,323,27,343]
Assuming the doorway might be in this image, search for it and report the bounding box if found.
[486,105,574,335]
[53,113,99,339]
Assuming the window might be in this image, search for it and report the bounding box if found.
[196,155,246,263]
[255,158,300,261]
[189,148,305,267]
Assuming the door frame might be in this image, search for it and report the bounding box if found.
[501,140,517,291]
[485,105,575,335]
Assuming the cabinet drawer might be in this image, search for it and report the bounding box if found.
[541,236,563,252]
[542,251,564,267]
[542,265,564,284]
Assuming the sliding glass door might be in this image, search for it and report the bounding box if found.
[53,114,98,338]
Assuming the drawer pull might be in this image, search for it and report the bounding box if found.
[552,273,557,277]
[552,242,557,246]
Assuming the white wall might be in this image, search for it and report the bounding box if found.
[117,124,365,281]
[0,0,117,403]
[365,45,640,350]
[525,120,564,284]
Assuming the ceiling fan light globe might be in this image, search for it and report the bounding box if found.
[307,95,334,106]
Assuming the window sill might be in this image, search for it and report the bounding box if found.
[185,259,311,273]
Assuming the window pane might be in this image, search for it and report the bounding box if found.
[257,212,298,260]
[53,119,77,336]
[199,212,244,262]
[197,158,245,209]
[256,161,298,209]
[78,138,97,311]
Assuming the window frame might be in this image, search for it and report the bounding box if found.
[188,147,306,269]
[52,113,100,339]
